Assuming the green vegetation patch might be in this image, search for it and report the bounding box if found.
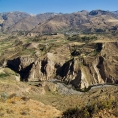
[0,73,9,78]
[67,34,97,43]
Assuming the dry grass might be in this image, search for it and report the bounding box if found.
[0,96,61,118]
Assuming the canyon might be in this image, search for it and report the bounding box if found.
[0,10,118,118]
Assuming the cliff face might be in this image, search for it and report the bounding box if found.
[60,56,105,89]
[59,42,118,89]
[6,42,118,89]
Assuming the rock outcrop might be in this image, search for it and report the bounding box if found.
[56,42,118,89]
[5,42,118,89]
[28,53,61,81]
[58,56,105,89]
[6,53,60,81]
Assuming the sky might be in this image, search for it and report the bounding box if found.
[0,0,118,14]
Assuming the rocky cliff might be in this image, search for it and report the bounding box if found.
[6,42,118,89]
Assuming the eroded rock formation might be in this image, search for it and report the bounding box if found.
[5,42,118,89]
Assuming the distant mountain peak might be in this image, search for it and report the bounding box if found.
[89,10,113,16]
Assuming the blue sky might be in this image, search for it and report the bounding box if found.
[0,0,118,14]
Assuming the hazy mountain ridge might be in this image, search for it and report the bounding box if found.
[7,13,56,32]
[0,10,118,33]
[31,10,118,34]
[0,12,56,32]
[0,11,30,32]
[112,10,118,15]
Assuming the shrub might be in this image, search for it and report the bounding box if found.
[62,99,118,118]
[62,107,91,118]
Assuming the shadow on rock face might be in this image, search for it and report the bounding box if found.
[97,56,106,81]
[19,62,34,81]
[7,58,21,72]
[7,58,34,81]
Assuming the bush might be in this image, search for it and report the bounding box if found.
[62,107,90,118]
[62,99,118,118]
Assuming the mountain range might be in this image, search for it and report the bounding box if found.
[0,10,118,34]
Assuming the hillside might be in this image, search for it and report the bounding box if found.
[7,13,56,33]
[0,12,55,33]
[31,10,118,34]
[0,12,29,32]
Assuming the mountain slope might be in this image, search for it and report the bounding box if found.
[31,10,118,34]
[7,13,56,32]
[0,12,30,32]
[31,11,89,34]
